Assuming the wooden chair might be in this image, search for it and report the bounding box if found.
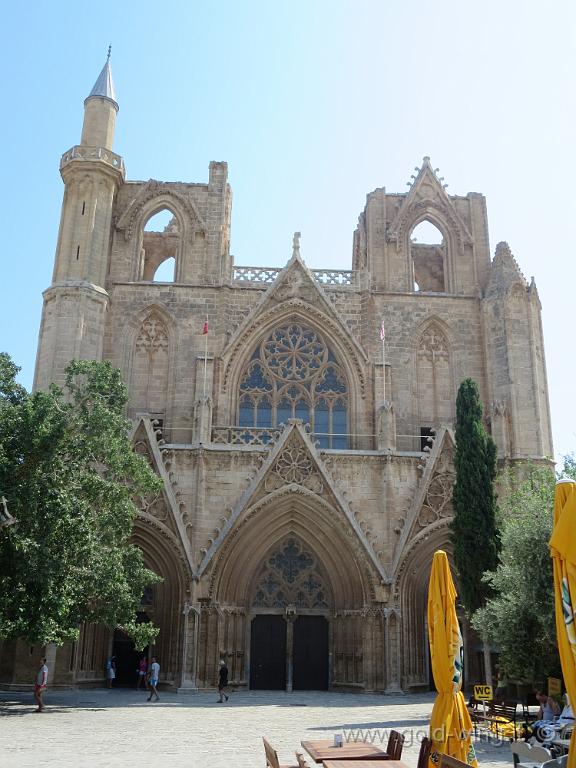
[439,754,469,768]
[295,752,311,768]
[263,737,299,768]
[417,737,432,768]
[384,730,406,760]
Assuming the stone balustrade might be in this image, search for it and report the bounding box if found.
[211,426,282,446]
[60,145,125,174]
[233,266,356,288]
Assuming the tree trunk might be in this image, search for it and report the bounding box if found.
[483,641,493,688]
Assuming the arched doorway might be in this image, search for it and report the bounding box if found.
[207,488,373,691]
[130,521,187,689]
[248,536,331,691]
[396,522,457,690]
[111,610,150,687]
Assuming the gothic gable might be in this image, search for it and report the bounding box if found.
[391,426,456,577]
[220,243,369,397]
[387,157,472,252]
[196,421,389,584]
[131,416,196,578]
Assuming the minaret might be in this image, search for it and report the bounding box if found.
[34,51,125,390]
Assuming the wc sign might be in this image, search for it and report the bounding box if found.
[473,684,493,701]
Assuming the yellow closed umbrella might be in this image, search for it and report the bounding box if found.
[550,480,576,768]
[428,550,477,768]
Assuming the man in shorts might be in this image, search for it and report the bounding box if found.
[147,657,160,702]
[34,658,48,712]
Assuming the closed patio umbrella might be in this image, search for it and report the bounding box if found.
[550,480,576,768]
[428,549,477,768]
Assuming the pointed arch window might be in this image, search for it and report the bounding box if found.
[416,323,453,433]
[410,220,446,292]
[140,208,180,282]
[237,323,348,448]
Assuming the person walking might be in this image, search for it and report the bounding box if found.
[136,656,148,690]
[217,659,229,703]
[106,655,116,689]
[34,658,48,712]
[147,657,160,702]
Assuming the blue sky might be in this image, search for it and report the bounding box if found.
[2,0,575,461]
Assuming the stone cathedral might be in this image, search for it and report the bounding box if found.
[1,57,553,692]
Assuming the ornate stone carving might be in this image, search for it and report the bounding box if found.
[135,314,169,356]
[252,537,329,609]
[264,442,323,494]
[415,448,455,530]
[221,299,368,398]
[417,325,449,362]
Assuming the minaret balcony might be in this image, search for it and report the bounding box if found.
[60,145,125,177]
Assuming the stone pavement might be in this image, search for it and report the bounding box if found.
[0,689,512,768]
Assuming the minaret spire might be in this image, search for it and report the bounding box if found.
[80,50,119,150]
[86,47,118,108]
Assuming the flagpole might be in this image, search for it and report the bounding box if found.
[203,317,208,397]
[380,319,386,402]
[382,335,386,402]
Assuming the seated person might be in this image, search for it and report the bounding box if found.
[531,691,561,742]
[558,694,574,727]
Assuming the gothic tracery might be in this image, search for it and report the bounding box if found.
[238,323,348,448]
[252,538,329,609]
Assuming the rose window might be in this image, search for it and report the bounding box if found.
[238,323,348,448]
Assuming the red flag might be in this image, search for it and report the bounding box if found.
[379,319,386,342]
[203,318,209,335]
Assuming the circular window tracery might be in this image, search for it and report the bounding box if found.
[252,538,329,609]
[238,323,348,448]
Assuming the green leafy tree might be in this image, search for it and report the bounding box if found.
[0,354,162,649]
[450,378,501,683]
[472,462,574,684]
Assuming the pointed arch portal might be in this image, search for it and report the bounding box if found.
[202,487,375,691]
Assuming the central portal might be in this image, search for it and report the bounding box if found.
[248,536,333,690]
[250,615,287,689]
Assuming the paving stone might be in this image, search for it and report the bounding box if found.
[0,690,513,768]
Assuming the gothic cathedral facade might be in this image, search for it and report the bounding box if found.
[1,58,552,691]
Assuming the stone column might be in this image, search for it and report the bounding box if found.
[177,602,199,694]
[285,611,296,692]
[193,396,213,445]
[377,401,396,451]
[384,609,403,693]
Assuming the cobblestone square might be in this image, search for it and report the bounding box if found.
[0,690,512,768]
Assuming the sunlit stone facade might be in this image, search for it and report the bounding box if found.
[0,58,552,692]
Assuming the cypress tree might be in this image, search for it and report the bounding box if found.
[451,379,501,680]
[451,379,500,611]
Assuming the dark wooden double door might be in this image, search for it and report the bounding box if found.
[250,614,328,690]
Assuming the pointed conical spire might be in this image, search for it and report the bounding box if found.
[486,241,527,297]
[86,46,118,108]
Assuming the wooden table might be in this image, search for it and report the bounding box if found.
[301,740,390,762]
[323,761,410,768]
